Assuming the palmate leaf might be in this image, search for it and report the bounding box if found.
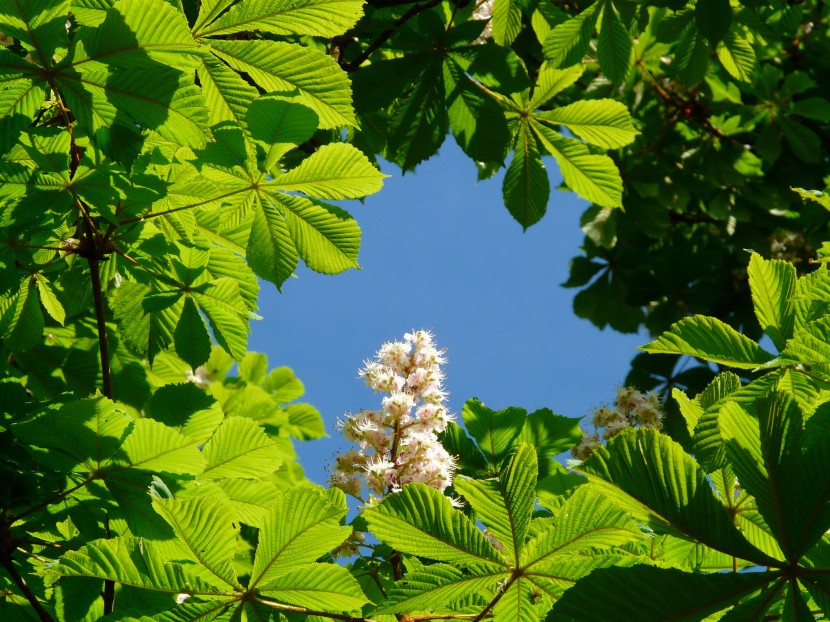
[247,95,318,172]
[548,565,777,621]
[64,0,201,70]
[748,252,797,350]
[152,495,241,590]
[454,445,537,564]
[275,193,361,275]
[719,394,802,561]
[516,408,582,478]
[491,0,522,46]
[525,554,634,605]
[461,399,526,470]
[542,2,600,68]
[194,0,364,38]
[0,0,68,64]
[503,119,549,229]
[779,316,830,382]
[57,65,211,151]
[641,315,776,368]
[536,99,638,149]
[117,418,205,475]
[200,416,283,480]
[597,0,632,84]
[197,54,260,128]
[247,191,298,288]
[792,410,830,556]
[258,563,367,611]
[12,394,131,472]
[531,121,623,208]
[444,58,511,166]
[271,143,385,200]
[716,29,756,83]
[579,429,780,565]
[208,40,355,128]
[364,484,507,566]
[377,563,504,614]
[522,485,644,566]
[192,278,250,361]
[386,54,448,171]
[249,487,351,588]
[41,535,229,596]
[528,63,584,110]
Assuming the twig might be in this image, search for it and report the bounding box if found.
[255,597,379,622]
[0,554,54,622]
[343,0,443,72]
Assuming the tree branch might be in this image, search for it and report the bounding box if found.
[343,0,443,72]
[0,554,54,622]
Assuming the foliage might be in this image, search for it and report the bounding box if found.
[337,0,830,384]
[2,1,830,622]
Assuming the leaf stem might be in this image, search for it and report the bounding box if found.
[0,554,54,622]
[85,217,112,400]
[254,596,377,622]
[471,574,517,622]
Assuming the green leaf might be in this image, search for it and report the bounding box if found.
[363,484,507,566]
[531,122,624,208]
[461,399,526,470]
[716,29,755,83]
[263,367,305,403]
[34,274,65,325]
[386,54,448,171]
[258,563,367,611]
[454,445,537,564]
[516,408,582,477]
[196,0,364,38]
[249,487,350,587]
[152,495,241,589]
[271,143,385,200]
[536,99,639,149]
[283,403,326,440]
[197,54,260,128]
[3,278,44,352]
[549,565,776,621]
[378,563,505,614]
[200,416,283,480]
[597,1,632,84]
[274,194,361,275]
[779,316,830,382]
[503,120,549,229]
[247,95,318,172]
[174,297,212,369]
[41,535,226,596]
[640,315,776,368]
[65,0,201,70]
[13,395,131,471]
[695,0,732,45]
[209,40,355,128]
[522,485,643,565]
[247,192,298,289]
[118,418,205,474]
[444,58,511,165]
[579,429,779,565]
[0,0,67,64]
[529,63,585,110]
[491,0,523,46]
[748,251,797,350]
[192,278,250,361]
[147,383,224,443]
[543,3,601,68]
[719,394,800,562]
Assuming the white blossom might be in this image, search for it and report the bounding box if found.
[330,330,456,503]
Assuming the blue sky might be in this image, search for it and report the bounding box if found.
[251,142,647,486]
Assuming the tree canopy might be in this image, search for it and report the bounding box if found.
[2,0,830,620]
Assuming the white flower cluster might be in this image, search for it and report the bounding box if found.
[471,0,494,44]
[571,386,663,461]
[329,331,456,503]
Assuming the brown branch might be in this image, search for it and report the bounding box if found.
[0,554,54,622]
[343,0,443,72]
